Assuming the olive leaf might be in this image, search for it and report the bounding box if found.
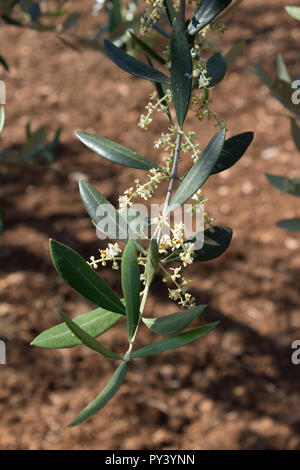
[76,132,161,171]
[165,226,233,263]
[254,62,300,119]
[145,238,159,287]
[130,32,166,65]
[0,106,4,134]
[211,131,254,174]
[59,310,121,360]
[121,240,141,340]
[187,0,232,36]
[132,323,219,358]
[225,40,245,69]
[277,53,291,84]
[170,20,192,128]
[69,362,129,426]
[104,39,170,83]
[50,239,125,315]
[266,173,300,198]
[79,180,148,242]
[143,305,207,335]
[167,128,226,213]
[206,52,227,87]
[290,118,300,152]
[285,6,300,21]
[31,305,124,349]
[277,218,300,231]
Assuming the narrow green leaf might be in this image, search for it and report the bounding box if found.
[153,23,171,39]
[76,132,161,171]
[121,240,140,339]
[277,53,291,84]
[145,239,159,286]
[225,40,245,69]
[163,0,178,25]
[47,126,62,152]
[59,310,121,360]
[0,54,9,71]
[286,6,300,21]
[0,106,4,135]
[58,35,81,52]
[79,180,148,242]
[168,129,226,213]
[130,32,166,65]
[104,39,170,83]
[165,226,233,262]
[50,239,125,315]
[266,173,300,198]
[211,131,254,174]
[132,323,219,358]
[146,55,173,123]
[31,305,124,349]
[206,52,227,87]
[277,218,300,231]
[187,0,232,36]
[254,62,300,119]
[18,126,45,162]
[79,179,122,238]
[69,362,129,426]
[290,118,300,152]
[2,14,24,26]
[63,12,80,31]
[143,304,207,335]
[170,20,192,127]
[108,0,122,32]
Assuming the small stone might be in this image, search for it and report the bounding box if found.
[261,147,279,160]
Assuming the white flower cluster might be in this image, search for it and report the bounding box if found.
[197,70,211,89]
[167,269,195,308]
[135,169,163,200]
[154,132,173,150]
[179,242,195,267]
[119,169,165,209]
[140,0,166,36]
[119,194,133,210]
[139,90,172,130]
[156,220,187,255]
[92,0,106,15]
[182,131,201,162]
[89,243,122,270]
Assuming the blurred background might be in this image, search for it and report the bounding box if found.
[1,0,300,450]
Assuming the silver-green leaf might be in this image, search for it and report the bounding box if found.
[121,239,141,339]
[187,0,232,36]
[50,239,125,315]
[104,39,170,83]
[132,323,219,358]
[76,132,161,171]
[31,305,124,349]
[167,128,226,213]
[59,310,121,360]
[69,362,129,426]
[143,305,207,335]
[145,238,159,287]
[170,20,192,128]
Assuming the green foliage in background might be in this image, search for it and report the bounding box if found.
[255,6,300,231]
[0,122,61,164]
